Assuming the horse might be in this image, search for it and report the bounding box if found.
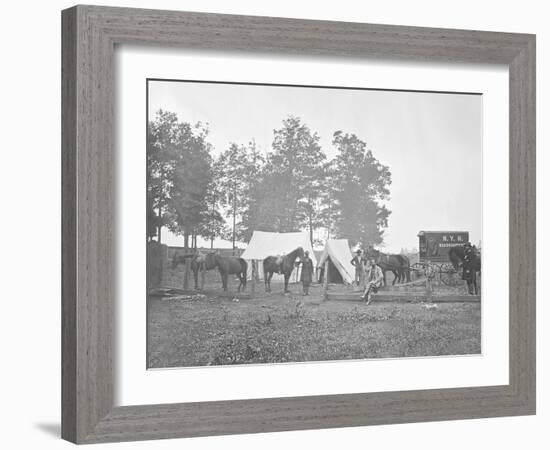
[204,253,248,292]
[263,247,304,293]
[449,245,481,295]
[364,246,410,286]
[171,251,217,290]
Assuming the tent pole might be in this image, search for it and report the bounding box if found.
[251,260,256,298]
[323,260,329,301]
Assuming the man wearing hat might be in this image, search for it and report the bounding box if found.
[300,250,314,296]
[462,242,475,280]
[350,249,364,286]
[362,256,384,305]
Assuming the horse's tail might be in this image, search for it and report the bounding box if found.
[238,258,248,289]
[238,258,247,274]
[398,255,411,282]
[448,247,462,270]
[238,258,248,283]
[263,256,275,274]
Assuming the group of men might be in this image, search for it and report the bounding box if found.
[299,241,478,302]
[296,249,382,304]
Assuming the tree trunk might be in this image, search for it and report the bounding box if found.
[157,206,162,243]
[209,203,215,250]
[309,209,313,246]
[184,233,189,250]
[232,213,236,251]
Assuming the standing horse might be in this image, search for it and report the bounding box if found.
[263,247,304,293]
[449,245,481,295]
[172,251,217,290]
[204,253,248,292]
[365,247,410,286]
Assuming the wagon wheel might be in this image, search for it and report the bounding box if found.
[427,263,439,281]
[439,263,461,286]
[410,262,425,280]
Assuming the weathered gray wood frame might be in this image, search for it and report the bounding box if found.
[62,5,536,444]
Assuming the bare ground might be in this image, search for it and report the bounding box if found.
[147,276,481,368]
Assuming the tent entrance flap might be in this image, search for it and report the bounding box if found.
[319,258,344,284]
[317,239,355,285]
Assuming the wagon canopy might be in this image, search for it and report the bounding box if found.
[318,239,355,284]
[241,231,317,281]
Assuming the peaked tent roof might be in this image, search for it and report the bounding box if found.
[318,239,355,284]
[241,231,317,265]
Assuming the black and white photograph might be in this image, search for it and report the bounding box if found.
[147,79,482,369]
[1,0,543,447]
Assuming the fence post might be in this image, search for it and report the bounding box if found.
[425,263,433,301]
[183,258,190,291]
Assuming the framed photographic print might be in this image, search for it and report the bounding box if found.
[62,5,536,444]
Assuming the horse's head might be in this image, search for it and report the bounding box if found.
[364,246,379,262]
[195,251,206,264]
[203,251,218,268]
[448,246,464,270]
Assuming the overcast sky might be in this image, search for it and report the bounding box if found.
[148,79,482,253]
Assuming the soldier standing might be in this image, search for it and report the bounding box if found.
[462,242,475,280]
[350,250,364,286]
[300,250,314,296]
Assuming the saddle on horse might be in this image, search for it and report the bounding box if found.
[274,255,284,274]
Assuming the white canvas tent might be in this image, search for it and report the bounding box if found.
[318,239,355,284]
[241,231,317,281]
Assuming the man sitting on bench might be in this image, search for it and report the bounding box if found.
[362,257,384,305]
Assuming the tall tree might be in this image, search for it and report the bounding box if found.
[147,110,180,242]
[295,146,328,244]
[238,141,266,242]
[147,109,213,247]
[217,141,262,250]
[261,116,327,241]
[197,157,228,248]
[167,122,213,249]
[317,160,340,241]
[331,131,391,246]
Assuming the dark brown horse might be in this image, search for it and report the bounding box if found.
[449,245,481,295]
[365,246,410,286]
[263,247,304,293]
[172,251,217,290]
[204,253,248,292]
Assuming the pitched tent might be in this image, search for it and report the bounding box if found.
[317,239,355,284]
[241,231,317,281]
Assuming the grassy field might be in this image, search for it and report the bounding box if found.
[147,275,481,368]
